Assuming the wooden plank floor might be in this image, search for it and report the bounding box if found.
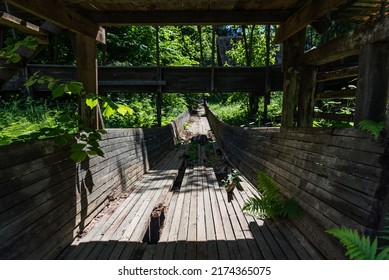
[59,159,323,259]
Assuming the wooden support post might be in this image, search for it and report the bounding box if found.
[157,91,162,127]
[298,66,318,127]
[76,34,99,129]
[211,26,216,92]
[281,30,305,128]
[264,25,271,125]
[355,43,389,125]
[156,26,162,127]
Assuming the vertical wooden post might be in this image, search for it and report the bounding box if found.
[75,34,99,129]
[355,43,389,125]
[264,25,271,125]
[281,29,305,128]
[211,26,216,92]
[298,66,317,127]
[156,26,162,127]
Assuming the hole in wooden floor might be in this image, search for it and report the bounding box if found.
[171,159,187,192]
[142,203,166,244]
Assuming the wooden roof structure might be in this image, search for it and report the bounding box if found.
[2,0,388,44]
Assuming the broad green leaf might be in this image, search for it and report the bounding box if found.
[86,98,99,109]
[71,150,87,163]
[66,82,83,95]
[48,80,58,90]
[117,104,134,116]
[52,84,66,98]
[103,105,115,118]
[24,77,38,87]
[71,143,86,151]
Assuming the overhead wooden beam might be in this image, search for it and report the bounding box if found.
[88,10,292,25]
[7,0,106,44]
[275,0,347,43]
[0,11,48,43]
[304,15,389,65]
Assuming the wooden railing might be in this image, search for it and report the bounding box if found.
[206,107,388,259]
[0,111,189,259]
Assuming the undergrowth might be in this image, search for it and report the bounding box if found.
[243,172,302,219]
[0,96,78,146]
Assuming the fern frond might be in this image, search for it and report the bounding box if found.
[376,247,389,260]
[243,195,267,218]
[327,227,382,260]
[358,120,385,141]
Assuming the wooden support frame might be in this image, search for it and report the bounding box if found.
[275,0,347,43]
[304,15,389,66]
[355,42,389,124]
[8,0,106,44]
[89,10,291,26]
[298,66,317,127]
[76,34,100,129]
[281,30,306,128]
[0,11,48,44]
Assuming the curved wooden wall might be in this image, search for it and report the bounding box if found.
[0,111,189,259]
[206,107,387,259]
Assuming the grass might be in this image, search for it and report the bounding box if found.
[0,95,78,146]
[208,101,248,126]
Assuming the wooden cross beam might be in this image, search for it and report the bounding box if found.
[275,0,347,44]
[88,10,292,26]
[7,0,106,44]
[0,11,48,44]
[304,15,389,65]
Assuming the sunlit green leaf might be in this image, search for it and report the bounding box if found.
[103,105,115,118]
[117,104,134,116]
[86,98,99,109]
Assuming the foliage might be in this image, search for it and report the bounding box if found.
[327,227,389,260]
[104,26,157,66]
[23,72,134,162]
[208,100,248,126]
[358,120,385,141]
[0,96,77,146]
[243,172,302,219]
[226,25,279,67]
[0,36,38,63]
[221,170,242,192]
[103,93,187,128]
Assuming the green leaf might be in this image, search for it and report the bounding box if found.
[66,82,83,95]
[71,150,87,163]
[71,143,86,151]
[103,105,116,118]
[117,104,134,116]
[52,84,66,98]
[86,98,99,109]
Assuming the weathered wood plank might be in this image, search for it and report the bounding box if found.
[304,15,389,65]
[316,66,359,82]
[186,167,198,259]
[0,11,48,43]
[174,168,193,260]
[316,89,357,100]
[8,0,106,43]
[206,168,230,260]
[275,0,346,43]
[88,10,291,25]
[314,112,354,122]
